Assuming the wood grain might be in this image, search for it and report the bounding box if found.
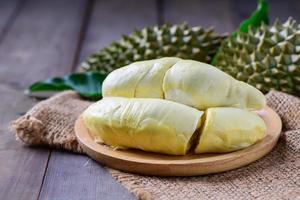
[0,0,22,41]
[163,0,234,33]
[78,0,158,66]
[0,1,54,199]
[0,84,50,200]
[75,107,282,176]
[39,152,136,200]
[0,0,87,88]
[40,1,158,199]
[0,0,103,199]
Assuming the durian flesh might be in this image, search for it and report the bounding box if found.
[83,97,204,155]
[83,98,266,155]
[103,57,266,110]
[103,57,181,98]
[195,107,266,153]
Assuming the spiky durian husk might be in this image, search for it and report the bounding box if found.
[214,17,300,96]
[81,23,225,73]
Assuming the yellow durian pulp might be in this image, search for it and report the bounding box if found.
[195,107,266,153]
[83,98,266,155]
[85,57,268,155]
[83,97,204,155]
[102,57,181,98]
[102,57,266,110]
[163,60,266,110]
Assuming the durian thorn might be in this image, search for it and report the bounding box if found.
[273,18,280,26]
[286,17,294,25]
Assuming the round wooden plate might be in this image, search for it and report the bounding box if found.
[75,106,282,176]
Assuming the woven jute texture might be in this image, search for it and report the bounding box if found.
[11,90,300,200]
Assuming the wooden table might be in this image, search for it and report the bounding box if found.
[0,0,299,199]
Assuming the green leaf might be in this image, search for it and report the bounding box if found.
[27,72,107,101]
[238,0,269,33]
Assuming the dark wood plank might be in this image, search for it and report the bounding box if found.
[39,152,136,200]
[0,0,88,88]
[39,1,158,199]
[0,84,50,200]
[78,0,158,66]
[0,0,22,39]
[0,0,89,199]
[0,0,19,28]
[163,0,234,33]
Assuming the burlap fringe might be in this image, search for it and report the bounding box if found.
[10,91,88,154]
[11,115,46,145]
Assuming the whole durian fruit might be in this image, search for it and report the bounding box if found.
[214,17,300,96]
[81,23,225,73]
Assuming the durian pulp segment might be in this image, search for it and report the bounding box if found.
[82,97,204,155]
[103,58,266,110]
[102,58,266,110]
[134,57,181,98]
[195,107,266,154]
[163,59,266,110]
[163,60,266,110]
[102,57,181,98]
[102,61,150,98]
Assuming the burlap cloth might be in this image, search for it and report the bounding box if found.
[11,91,300,200]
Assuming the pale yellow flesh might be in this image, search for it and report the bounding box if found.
[163,60,266,110]
[102,57,181,98]
[83,98,266,155]
[89,57,267,155]
[83,97,203,155]
[195,107,266,153]
[102,57,266,110]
